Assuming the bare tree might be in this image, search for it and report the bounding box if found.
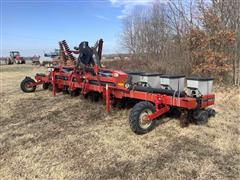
[120,0,239,84]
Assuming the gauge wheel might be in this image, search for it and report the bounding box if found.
[129,101,157,135]
[20,77,36,93]
[43,83,50,90]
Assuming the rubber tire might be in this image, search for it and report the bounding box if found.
[129,101,157,135]
[20,78,36,93]
[195,110,208,125]
[88,92,100,102]
[167,107,182,118]
[43,83,49,90]
[206,108,216,117]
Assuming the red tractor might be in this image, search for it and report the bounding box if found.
[9,51,25,64]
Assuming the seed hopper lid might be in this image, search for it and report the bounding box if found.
[141,73,162,76]
[186,77,214,81]
[160,75,185,79]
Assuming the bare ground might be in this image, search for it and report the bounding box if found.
[0,64,239,179]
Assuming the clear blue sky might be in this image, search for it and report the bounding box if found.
[1,0,138,56]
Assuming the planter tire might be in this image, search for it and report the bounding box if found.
[129,101,157,135]
[20,77,36,93]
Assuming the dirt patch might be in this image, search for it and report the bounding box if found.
[0,64,239,179]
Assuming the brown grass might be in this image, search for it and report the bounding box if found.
[0,64,239,179]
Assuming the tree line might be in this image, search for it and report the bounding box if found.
[120,0,240,85]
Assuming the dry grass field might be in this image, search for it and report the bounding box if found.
[0,64,239,179]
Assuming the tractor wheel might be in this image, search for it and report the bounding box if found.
[7,59,12,65]
[129,101,157,135]
[20,77,36,93]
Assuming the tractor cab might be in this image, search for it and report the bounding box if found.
[10,51,20,58]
